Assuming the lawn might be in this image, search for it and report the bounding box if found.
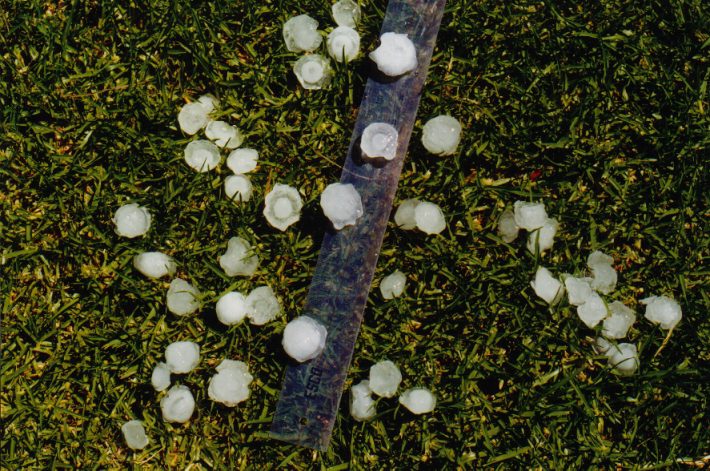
[1,0,709,469]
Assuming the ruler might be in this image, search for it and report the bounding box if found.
[270,0,448,451]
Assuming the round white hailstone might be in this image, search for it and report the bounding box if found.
[160,385,195,423]
[224,175,253,203]
[526,218,559,255]
[380,270,407,299]
[414,201,446,235]
[282,316,328,362]
[394,198,421,230]
[226,148,259,174]
[332,0,361,27]
[602,301,636,339]
[607,343,639,376]
[205,121,243,149]
[369,360,402,398]
[133,252,176,279]
[641,295,682,330]
[320,182,364,230]
[421,115,462,156]
[530,266,565,306]
[219,236,258,277]
[513,201,547,231]
[151,362,171,392]
[283,14,322,52]
[263,183,303,231]
[184,139,221,172]
[208,359,253,407]
[215,291,249,326]
[398,387,436,415]
[293,54,333,90]
[113,203,151,238]
[327,26,360,62]
[576,292,608,329]
[590,263,617,294]
[497,209,519,243]
[594,337,613,356]
[369,32,418,76]
[350,380,376,422]
[121,420,149,450]
[165,341,200,374]
[166,278,201,316]
[361,122,399,160]
[197,94,219,114]
[178,101,210,135]
[563,275,594,306]
[587,250,614,267]
[246,286,281,325]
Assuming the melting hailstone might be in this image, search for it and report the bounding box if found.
[246,286,281,325]
[398,388,436,415]
[414,201,446,235]
[641,295,682,330]
[224,175,253,203]
[197,94,218,113]
[219,236,258,277]
[394,198,421,230]
[526,218,559,254]
[283,14,322,53]
[113,203,151,238]
[184,140,221,172]
[166,278,201,316]
[227,148,258,174]
[282,316,327,362]
[133,252,176,279]
[602,301,636,339]
[587,250,617,294]
[563,275,594,306]
[160,385,195,423]
[350,380,376,422]
[263,183,303,231]
[497,209,519,243]
[320,182,363,230]
[327,26,360,62]
[205,121,243,149]
[594,337,612,356]
[380,270,406,299]
[530,266,565,306]
[332,0,361,28]
[178,101,210,135]
[215,291,249,326]
[165,341,200,374]
[294,54,333,90]
[369,32,418,76]
[208,359,253,407]
[513,201,547,231]
[369,360,402,398]
[121,420,149,450]
[421,115,462,156]
[607,343,639,376]
[576,291,608,328]
[151,362,171,392]
[361,122,398,160]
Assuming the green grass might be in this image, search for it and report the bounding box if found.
[2,0,709,468]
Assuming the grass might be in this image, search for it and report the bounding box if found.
[1,0,709,468]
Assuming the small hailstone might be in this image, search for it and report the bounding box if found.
[368,360,402,398]
[205,121,243,149]
[607,343,639,376]
[641,295,682,330]
[263,183,303,231]
[178,101,210,135]
[208,359,253,407]
[563,275,594,306]
[526,218,559,255]
[224,175,253,203]
[594,337,612,356]
[283,15,322,52]
[394,198,421,230]
[497,209,519,243]
[320,182,363,230]
[294,54,333,90]
[166,278,201,316]
[332,0,361,27]
[197,94,219,113]
[530,266,565,306]
[513,201,547,231]
[414,201,446,235]
[587,250,614,267]
[165,341,200,374]
[361,122,398,160]
[398,388,436,415]
[587,250,617,294]
[121,420,149,450]
[282,316,328,362]
[576,292,608,328]
[380,270,406,299]
[246,286,281,325]
[184,140,221,172]
[421,115,462,156]
[219,236,258,277]
[227,148,259,174]
[369,32,418,77]
[350,380,376,422]
[160,385,195,423]
[113,203,151,238]
[215,291,249,326]
[327,26,360,62]
[602,301,636,339]
[151,362,171,392]
[133,252,176,279]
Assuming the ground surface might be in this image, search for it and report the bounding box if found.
[1,0,709,469]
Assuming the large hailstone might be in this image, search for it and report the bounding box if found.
[414,201,446,235]
[380,270,407,299]
[205,121,243,149]
[184,140,221,172]
[283,14,322,53]
[350,380,376,422]
[421,115,462,156]
[215,291,249,326]
[332,0,361,28]
[121,420,149,450]
[113,203,151,238]
[294,54,333,90]
[361,122,398,160]
[394,198,421,230]
[263,183,303,231]
[526,218,559,255]
[165,341,200,374]
[151,362,171,392]
[133,252,176,279]
[563,275,594,306]
[178,101,211,135]
[320,182,363,230]
[219,236,258,277]
[369,32,418,77]
[208,359,253,407]
[602,301,636,339]
[224,175,253,203]
[282,316,327,362]
[227,148,259,174]
[513,201,547,231]
[166,278,201,316]
[607,343,639,376]
[327,26,360,62]
[246,286,281,325]
[587,250,617,294]
[160,385,195,423]
[497,209,519,243]
[398,388,436,415]
[368,360,402,398]
[576,292,608,328]
[641,295,682,330]
[530,266,564,306]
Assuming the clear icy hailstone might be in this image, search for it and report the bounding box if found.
[165,341,200,374]
[369,360,402,398]
[526,218,559,255]
[219,236,258,277]
[421,115,462,156]
[166,278,201,316]
[563,275,594,306]
[369,32,418,77]
[121,420,148,450]
[641,295,682,330]
[320,182,363,230]
[227,148,258,174]
[602,301,636,339]
[283,14,322,53]
[394,198,421,230]
[263,183,303,231]
[113,203,151,238]
[224,175,253,203]
[294,54,333,90]
[414,201,446,235]
[208,359,253,407]
[205,121,243,149]
[160,385,195,423]
[246,286,281,325]
[530,266,565,306]
[282,315,328,362]
[151,362,171,392]
[133,252,176,279]
[350,380,376,422]
[184,139,221,173]
[607,343,639,376]
[178,101,210,135]
[215,291,249,326]
[497,209,519,243]
[513,201,547,231]
[587,250,617,294]
[576,291,608,328]
[332,0,361,28]
[398,388,437,415]
[361,122,398,160]
[380,270,407,299]
[327,26,360,62]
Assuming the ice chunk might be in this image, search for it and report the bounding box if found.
[594,336,612,356]
[590,264,617,294]
[165,341,200,374]
[205,121,243,149]
[133,252,176,279]
[283,15,322,52]
[399,387,436,415]
[380,270,406,299]
[332,0,361,27]
[282,316,327,362]
[497,209,519,243]
[421,115,462,156]
[178,101,210,135]
[563,275,594,306]
[526,218,559,255]
[224,175,253,203]
[121,420,148,450]
[587,250,614,267]
[607,343,639,376]
[369,360,402,398]
[641,295,682,330]
[151,362,171,392]
[602,301,636,339]
[219,236,258,277]
[208,359,253,407]
[576,292,608,328]
[530,266,564,306]
[414,201,446,235]
[226,148,258,174]
[394,198,420,230]
[246,286,281,325]
[184,140,220,172]
[320,182,363,230]
[327,26,360,62]
[350,380,376,422]
[160,385,195,423]
[113,203,151,238]
[197,94,218,114]
[215,291,249,326]
[361,122,398,160]
[369,32,418,76]
[294,54,333,90]
[263,183,303,231]
[513,201,547,231]
[166,278,200,316]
